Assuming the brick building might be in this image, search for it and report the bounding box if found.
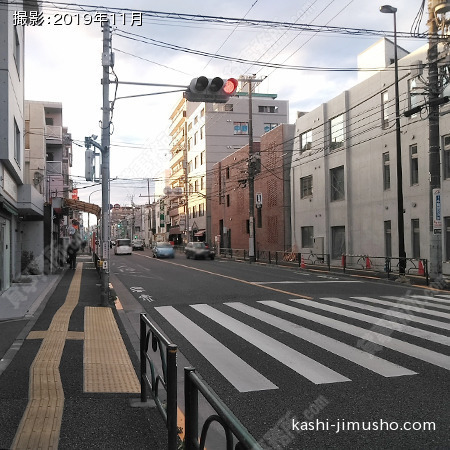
[211,124,294,253]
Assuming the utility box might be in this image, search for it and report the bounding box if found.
[313,236,324,256]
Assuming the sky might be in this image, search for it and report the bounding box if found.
[23,0,428,218]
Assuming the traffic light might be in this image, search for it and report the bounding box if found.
[184,76,238,103]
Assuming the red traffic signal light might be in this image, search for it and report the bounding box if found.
[185,77,238,103]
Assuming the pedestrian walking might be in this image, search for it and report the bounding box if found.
[67,232,81,269]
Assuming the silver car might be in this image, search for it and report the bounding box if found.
[185,242,215,260]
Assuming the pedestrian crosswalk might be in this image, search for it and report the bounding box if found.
[154,294,450,392]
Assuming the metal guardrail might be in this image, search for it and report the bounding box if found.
[184,367,262,450]
[140,314,261,449]
[341,255,429,285]
[216,248,429,284]
[140,314,178,450]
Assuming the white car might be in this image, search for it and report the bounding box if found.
[114,239,132,255]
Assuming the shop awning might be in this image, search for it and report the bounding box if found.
[194,229,205,237]
[64,198,101,217]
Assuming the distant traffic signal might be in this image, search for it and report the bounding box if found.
[184,76,238,103]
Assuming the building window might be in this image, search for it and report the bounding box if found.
[45,117,54,126]
[330,166,345,201]
[188,137,192,150]
[226,194,230,207]
[188,122,193,131]
[199,203,205,217]
[259,105,278,113]
[14,119,21,164]
[410,144,419,185]
[194,180,198,192]
[13,26,20,74]
[192,205,197,218]
[408,77,420,116]
[264,123,278,133]
[194,156,198,169]
[226,167,230,179]
[444,135,450,179]
[411,218,420,258]
[194,132,198,145]
[225,103,233,111]
[200,125,205,140]
[201,177,204,190]
[201,108,205,117]
[300,175,313,198]
[201,151,205,165]
[381,91,389,129]
[383,152,390,190]
[330,114,344,150]
[194,116,198,125]
[234,122,248,135]
[331,226,346,259]
[301,226,314,248]
[445,217,450,260]
[300,130,312,152]
[384,220,392,257]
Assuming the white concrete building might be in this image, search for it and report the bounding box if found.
[291,39,450,274]
[0,1,40,289]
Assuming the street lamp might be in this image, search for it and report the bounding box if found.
[380,5,406,277]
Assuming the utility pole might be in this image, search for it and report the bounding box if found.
[100,20,112,306]
[428,0,442,279]
[240,76,263,263]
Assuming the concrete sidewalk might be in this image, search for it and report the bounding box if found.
[0,254,168,449]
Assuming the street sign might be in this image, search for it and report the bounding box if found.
[433,188,442,234]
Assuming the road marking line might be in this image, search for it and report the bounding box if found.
[252,280,361,285]
[155,306,277,392]
[136,254,313,299]
[264,300,450,371]
[317,297,450,345]
[226,302,416,377]
[191,304,350,385]
[380,296,450,319]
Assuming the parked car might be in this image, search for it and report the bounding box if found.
[114,238,132,255]
[132,239,144,251]
[152,242,175,259]
[185,242,215,260]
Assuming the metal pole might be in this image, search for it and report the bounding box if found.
[428,0,442,279]
[392,11,407,277]
[100,21,111,306]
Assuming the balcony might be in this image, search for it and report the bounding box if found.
[45,125,62,144]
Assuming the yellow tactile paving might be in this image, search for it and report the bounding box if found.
[27,331,84,340]
[84,307,140,393]
[11,264,83,450]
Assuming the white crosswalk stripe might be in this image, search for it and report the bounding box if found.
[191,304,350,385]
[154,306,277,392]
[225,302,416,377]
[154,295,450,390]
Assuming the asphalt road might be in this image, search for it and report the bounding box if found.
[111,248,450,449]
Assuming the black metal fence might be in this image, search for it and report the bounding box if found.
[140,314,178,450]
[184,367,262,450]
[217,248,429,284]
[140,314,260,450]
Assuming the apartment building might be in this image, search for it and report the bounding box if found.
[0,1,40,289]
[167,91,289,245]
[24,101,73,273]
[291,39,450,274]
[211,124,295,252]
